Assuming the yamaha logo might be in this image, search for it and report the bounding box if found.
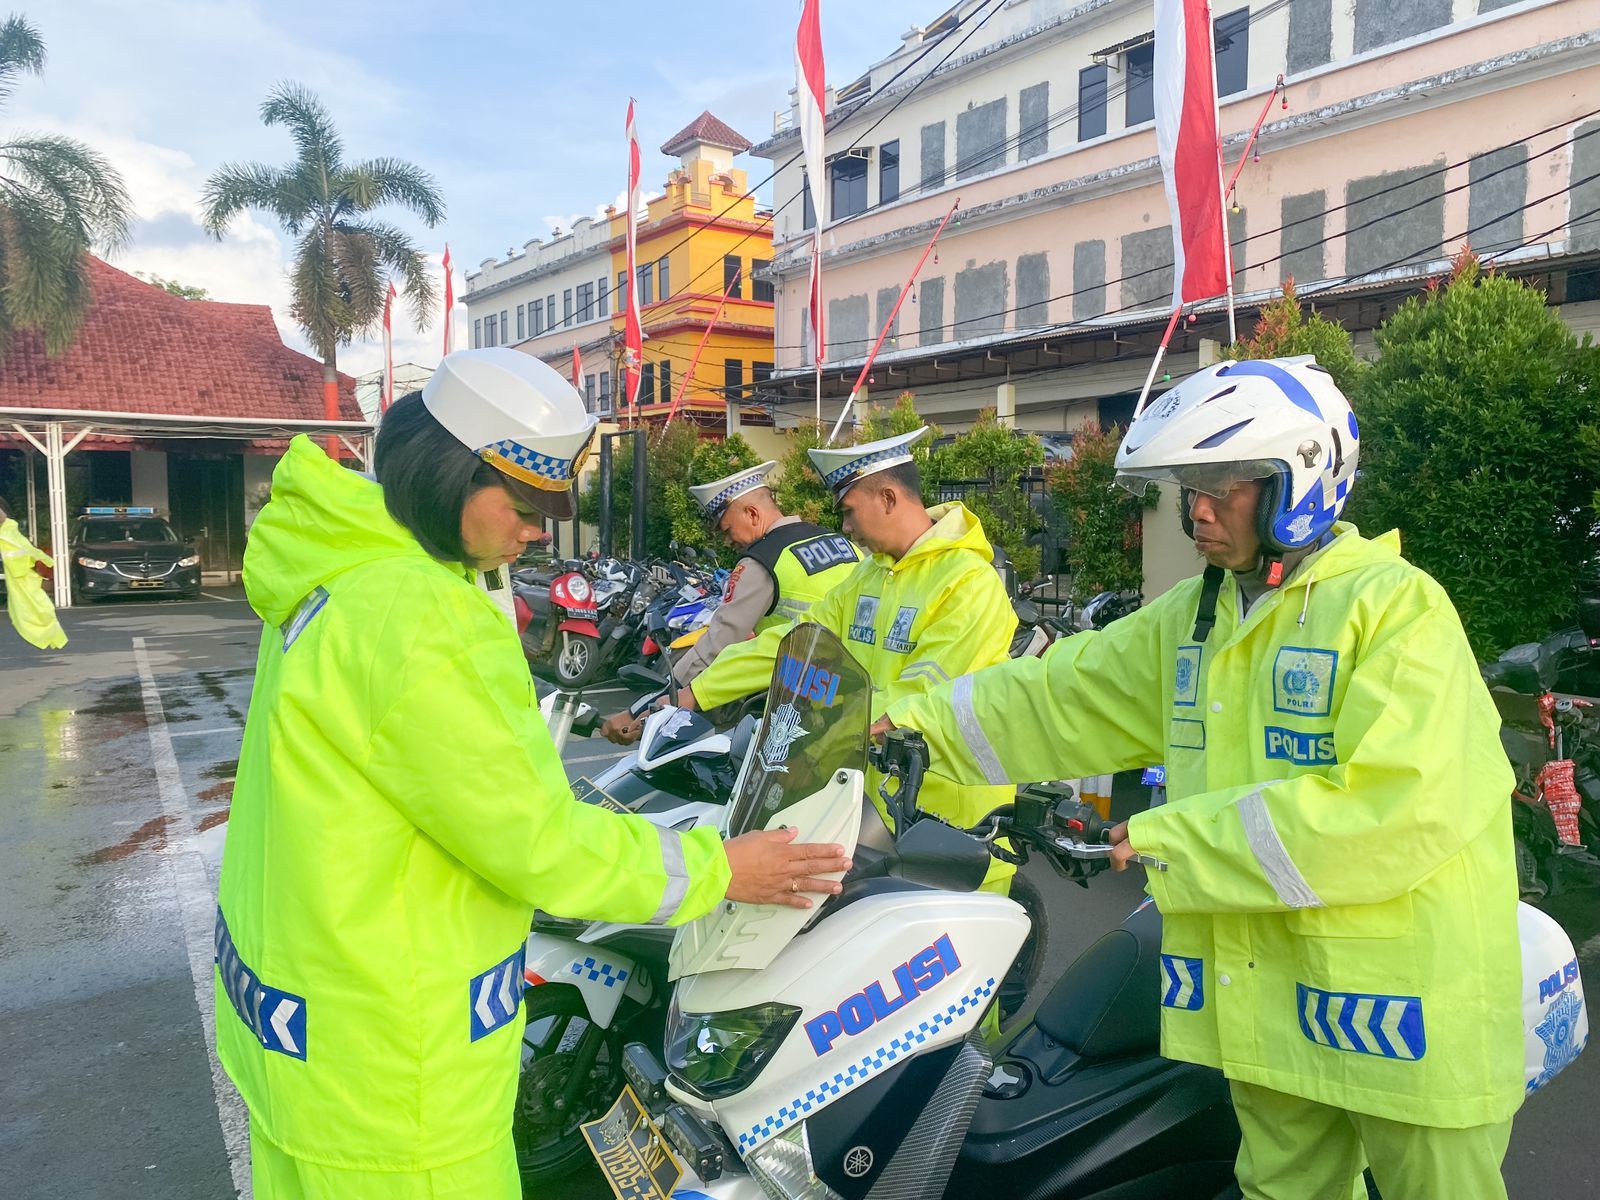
[843,1146,874,1178]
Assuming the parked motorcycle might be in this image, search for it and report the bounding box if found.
[589,624,1588,1200]
[513,559,605,686]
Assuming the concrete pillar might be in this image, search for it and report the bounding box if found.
[24,448,36,541]
[995,381,1016,427]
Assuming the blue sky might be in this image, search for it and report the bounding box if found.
[17,0,927,375]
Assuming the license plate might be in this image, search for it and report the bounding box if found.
[581,1083,682,1200]
[572,777,628,813]
[129,580,165,589]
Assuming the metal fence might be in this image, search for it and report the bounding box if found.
[933,470,1074,608]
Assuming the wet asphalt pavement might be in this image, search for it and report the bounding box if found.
[1,596,1597,1198]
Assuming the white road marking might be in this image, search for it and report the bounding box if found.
[562,747,630,767]
[167,726,243,738]
[202,592,239,602]
[133,637,252,1198]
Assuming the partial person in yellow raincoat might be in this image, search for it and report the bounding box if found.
[0,499,67,649]
[881,358,1524,1200]
[216,350,851,1200]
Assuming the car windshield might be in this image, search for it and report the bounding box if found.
[80,519,178,543]
[726,623,871,838]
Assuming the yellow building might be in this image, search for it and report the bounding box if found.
[609,111,776,432]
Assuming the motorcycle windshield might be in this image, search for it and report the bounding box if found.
[726,623,871,839]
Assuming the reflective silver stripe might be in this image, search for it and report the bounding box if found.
[1235,788,1324,909]
[951,673,1008,787]
[899,659,950,684]
[773,599,810,622]
[648,825,691,925]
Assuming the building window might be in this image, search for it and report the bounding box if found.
[532,298,543,335]
[1126,42,1154,127]
[880,140,900,205]
[598,370,612,413]
[484,313,497,347]
[751,258,774,303]
[641,362,655,404]
[584,374,596,411]
[802,172,815,229]
[753,361,774,393]
[1078,64,1108,141]
[659,362,672,405]
[1214,7,1249,97]
[658,256,670,300]
[500,310,509,344]
[723,254,742,298]
[830,154,868,220]
[724,357,743,396]
[473,317,482,348]
[563,289,573,326]
[639,262,654,305]
[576,282,594,320]
[597,275,609,318]
[616,270,627,306]
[516,304,525,340]
[547,293,556,326]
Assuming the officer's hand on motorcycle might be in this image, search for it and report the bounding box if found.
[1106,821,1139,872]
[869,716,895,743]
[724,826,852,909]
[601,711,643,745]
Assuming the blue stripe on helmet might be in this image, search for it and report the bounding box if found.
[1219,360,1323,421]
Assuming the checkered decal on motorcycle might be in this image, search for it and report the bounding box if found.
[734,977,996,1153]
[570,957,629,988]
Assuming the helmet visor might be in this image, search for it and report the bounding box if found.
[1115,459,1279,500]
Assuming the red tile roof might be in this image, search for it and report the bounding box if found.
[660,110,752,157]
[0,257,360,422]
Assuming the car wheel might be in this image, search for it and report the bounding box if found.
[555,633,600,688]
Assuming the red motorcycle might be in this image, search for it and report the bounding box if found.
[512,562,603,686]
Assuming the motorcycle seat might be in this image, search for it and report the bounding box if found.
[1032,902,1161,1060]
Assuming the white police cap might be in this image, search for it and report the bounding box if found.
[689,461,780,520]
[422,348,598,520]
[807,427,931,498]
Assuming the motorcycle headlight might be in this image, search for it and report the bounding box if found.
[746,1123,843,1200]
[567,576,591,603]
[664,998,801,1100]
[177,555,201,568]
[630,589,650,615]
[76,556,107,570]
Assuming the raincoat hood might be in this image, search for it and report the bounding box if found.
[887,501,994,571]
[243,435,435,627]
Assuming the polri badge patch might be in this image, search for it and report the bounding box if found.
[1173,644,1202,707]
[849,595,880,645]
[884,606,918,654]
[1273,646,1337,717]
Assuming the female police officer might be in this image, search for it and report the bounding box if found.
[215,349,848,1198]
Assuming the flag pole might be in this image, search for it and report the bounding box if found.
[1133,306,1185,420]
[827,200,958,445]
[440,244,454,358]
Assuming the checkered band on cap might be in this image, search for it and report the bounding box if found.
[480,436,590,492]
[703,477,763,517]
[822,446,914,492]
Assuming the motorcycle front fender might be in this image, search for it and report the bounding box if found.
[558,618,601,638]
[523,932,648,1029]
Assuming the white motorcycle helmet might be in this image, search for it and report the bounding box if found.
[1115,357,1359,558]
[1519,901,1589,1094]
[422,348,598,520]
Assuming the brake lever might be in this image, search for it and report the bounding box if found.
[1054,836,1169,872]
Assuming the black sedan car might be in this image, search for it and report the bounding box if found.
[70,509,201,601]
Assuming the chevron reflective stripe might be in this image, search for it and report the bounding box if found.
[469,944,527,1042]
[648,826,690,925]
[1160,954,1205,1011]
[1235,787,1324,909]
[1297,983,1425,1060]
[951,674,1008,786]
[213,907,308,1060]
[281,586,329,652]
[898,659,950,686]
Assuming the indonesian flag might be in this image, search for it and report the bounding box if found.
[796,0,827,365]
[1154,0,1232,305]
[623,99,644,411]
[571,344,583,391]
[381,281,397,412]
[441,244,454,357]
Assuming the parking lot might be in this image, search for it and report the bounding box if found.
[1,596,1595,1198]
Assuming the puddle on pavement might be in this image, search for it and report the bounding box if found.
[81,815,172,864]
[196,780,234,806]
[203,759,239,781]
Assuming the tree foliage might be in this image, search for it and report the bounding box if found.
[1346,256,1600,657]
[201,83,443,378]
[665,433,761,561]
[926,408,1045,581]
[773,394,936,529]
[0,15,132,355]
[1046,421,1151,600]
[136,272,208,300]
[1224,277,1366,394]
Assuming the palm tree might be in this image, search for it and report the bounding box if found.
[0,14,132,355]
[202,83,444,421]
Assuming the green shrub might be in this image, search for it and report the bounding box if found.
[1046,421,1151,600]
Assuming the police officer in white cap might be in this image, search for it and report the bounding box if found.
[216,348,851,1200]
[601,460,860,742]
